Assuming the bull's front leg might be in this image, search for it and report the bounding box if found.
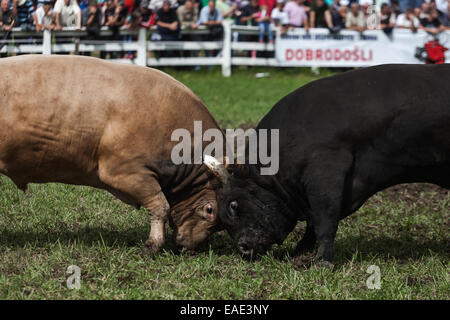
[98,158,170,253]
[143,192,170,253]
[294,221,316,255]
[301,151,354,267]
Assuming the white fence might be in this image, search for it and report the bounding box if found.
[1,21,449,76]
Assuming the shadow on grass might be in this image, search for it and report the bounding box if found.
[0,227,447,264]
[0,226,237,255]
[333,235,449,264]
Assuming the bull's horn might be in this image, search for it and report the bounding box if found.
[203,155,230,184]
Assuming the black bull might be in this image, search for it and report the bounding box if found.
[215,64,450,265]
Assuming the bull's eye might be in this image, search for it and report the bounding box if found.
[202,204,214,220]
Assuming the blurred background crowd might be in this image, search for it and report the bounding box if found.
[0,0,449,36]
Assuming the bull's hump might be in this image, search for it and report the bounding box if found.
[1,55,217,127]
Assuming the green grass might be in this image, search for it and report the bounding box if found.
[0,68,449,300]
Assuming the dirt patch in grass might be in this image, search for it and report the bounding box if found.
[381,183,449,204]
[292,252,315,270]
[407,275,435,286]
[367,183,449,217]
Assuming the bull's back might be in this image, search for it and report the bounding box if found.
[0,55,217,187]
[260,64,450,165]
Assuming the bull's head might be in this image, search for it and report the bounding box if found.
[204,156,296,257]
[168,156,225,251]
[169,185,221,251]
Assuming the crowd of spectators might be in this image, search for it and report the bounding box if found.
[1,0,449,41]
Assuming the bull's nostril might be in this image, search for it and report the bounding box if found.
[176,234,184,242]
[238,242,251,255]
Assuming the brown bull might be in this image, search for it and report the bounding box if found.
[0,55,222,252]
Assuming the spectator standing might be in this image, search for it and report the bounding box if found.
[239,0,258,57]
[0,0,15,31]
[139,0,153,28]
[419,1,430,19]
[435,0,448,14]
[103,0,127,35]
[395,7,419,31]
[216,0,236,20]
[33,0,56,31]
[13,0,34,30]
[284,0,309,31]
[0,0,14,57]
[54,0,81,30]
[379,2,395,34]
[82,0,102,38]
[197,0,223,33]
[257,4,273,43]
[345,2,365,31]
[439,1,449,28]
[259,0,276,15]
[327,0,345,32]
[177,0,198,29]
[310,0,330,28]
[413,6,421,19]
[197,0,222,57]
[78,0,90,11]
[420,7,444,34]
[271,0,289,36]
[150,0,177,11]
[240,0,259,26]
[156,0,180,40]
[177,0,199,57]
[391,0,401,16]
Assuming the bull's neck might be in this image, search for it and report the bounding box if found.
[160,164,212,207]
[247,164,304,222]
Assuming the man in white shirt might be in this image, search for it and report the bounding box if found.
[33,0,56,31]
[395,7,419,31]
[271,0,289,26]
[54,0,81,30]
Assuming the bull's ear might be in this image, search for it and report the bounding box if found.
[203,155,229,184]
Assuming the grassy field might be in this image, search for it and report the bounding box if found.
[0,67,448,299]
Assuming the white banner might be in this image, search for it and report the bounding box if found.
[276,28,450,67]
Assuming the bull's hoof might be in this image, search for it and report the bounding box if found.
[144,239,163,254]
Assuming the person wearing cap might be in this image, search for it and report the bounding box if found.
[33,0,56,31]
[53,0,82,30]
[12,0,34,30]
